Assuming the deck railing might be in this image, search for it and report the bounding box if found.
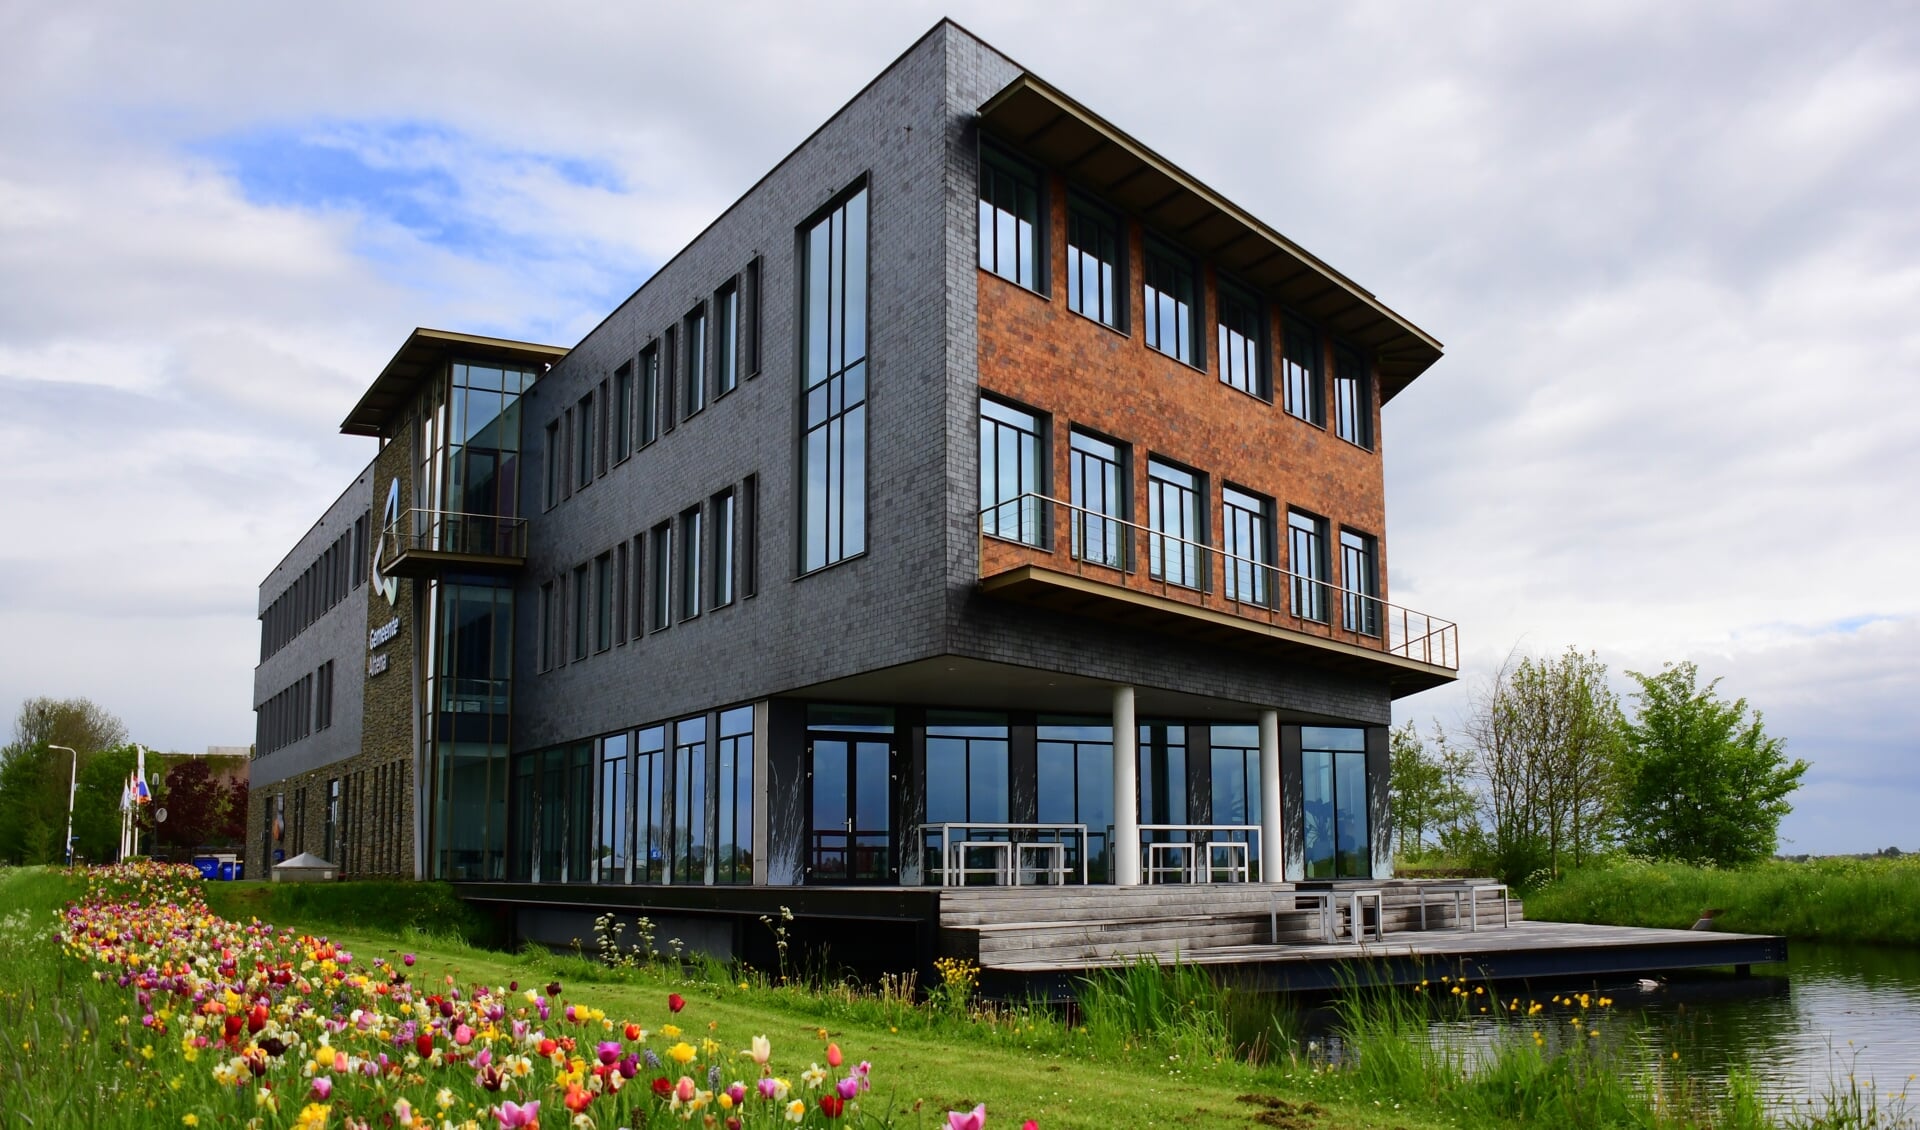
[381,508,528,564]
[979,492,1456,670]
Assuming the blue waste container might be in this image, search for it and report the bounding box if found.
[193,857,220,879]
[219,861,242,881]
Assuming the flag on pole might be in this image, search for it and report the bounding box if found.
[120,772,134,812]
[135,778,152,804]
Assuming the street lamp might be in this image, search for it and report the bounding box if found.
[47,744,78,866]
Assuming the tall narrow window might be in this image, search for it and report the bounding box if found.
[924,713,1011,877]
[593,552,613,651]
[1282,318,1324,425]
[979,398,1045,545]
[628,534,646,640]
[671,715,708,884]
[1070,430,1128,569]
[649,521,672,632]
[683,306,707,418]
[743,257,763,377]
[1067,202,1122,328]
[1302,727,1369,879]
[715,706,753,884]
[634,726,666,883]
[1223,486,1274,607]
[1143,242,1198,366]
[571,564,590,660]
[575,393,595,489]
[679,506,703,621]
[715,282,740,396]
[538,582,555,669]
[661,326,678,433]
[639,346,662,445]
[1341,529,1380,636]
[1288,510,1330,622]
[711,489,735,608]
[597,733,629,883]
[614,541,629,645]
[1147,458,1204,589]
[801,186,868,572]
[1333,346,1372,449]
[978,151,1039,289]
[1217,282,1267,398]
[613,361,633,460]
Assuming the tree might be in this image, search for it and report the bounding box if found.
[11,696,127,756]
[0,744,61,864]
[1452,647,1623,883]
[157,759,222,850]
[1388,721,1474,858]
[72,745,137,862]
[1617,662,1807,866]
[219,776,250,844]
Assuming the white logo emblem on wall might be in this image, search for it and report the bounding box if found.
[371,478,401,607]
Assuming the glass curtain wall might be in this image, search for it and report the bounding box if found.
[425,580,513,880]
[1137,724,1188,837]
[1036,719,1113,882]
[671,717,709,883]
[924,713,1010,884]
[1209,725,1260,879]
[443,362,535,552]
[596,732,629,883]
[1301,726,1369,879]
[634,726,666,882]
[800,187,869,571]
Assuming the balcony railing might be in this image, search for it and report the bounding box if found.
[978,492,1457,671]
[379,508,527,574]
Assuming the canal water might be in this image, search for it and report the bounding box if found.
[1420,943,1920,1120]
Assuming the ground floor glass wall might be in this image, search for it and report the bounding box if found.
[1301,726,1369,879]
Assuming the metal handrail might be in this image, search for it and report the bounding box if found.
[380,508,528,559]
[979,491,1457,670]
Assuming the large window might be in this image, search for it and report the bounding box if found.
[1138,723,1188,829]
[801,186,869,572]
[1070,430,1127,569]
[1209,725,1260,880]
[979,398,1044,545]
[978,150,1039,289]
[1288,510,1330,622]
[596,733,629,883]
[634,726,666,882]
[1037,719,1113,883]
[679,507,703,621]
[715,707,753,884]
[1147,458,1204,589]
[925,713,1010,880]
[1333,346,1372,449]
[1282,317,1324,425]
[671,716,708,884]
[683,306,707,418]
[1143,241,1198,365]
[1217,282,1267,398]
[1341,529,1380,636]
[1067,202,1122,328]
[1302,727,1369,879]
[1222,486,1274,607]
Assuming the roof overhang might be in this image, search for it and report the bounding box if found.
[341,328,570,437]
[978,75,1444,400]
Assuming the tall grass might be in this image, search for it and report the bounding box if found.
[199,877,504,947]
[1525,857,1920,945]
[1074,956,1300,1065]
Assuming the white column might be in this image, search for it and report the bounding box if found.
[1111,685,1140,886]
[1259,709,1283,884]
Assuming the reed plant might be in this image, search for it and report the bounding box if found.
[1525,857,1920,945]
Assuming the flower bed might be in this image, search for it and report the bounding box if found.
[57,862,1026,1129]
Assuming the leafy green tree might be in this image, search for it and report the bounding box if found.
[1617,662,1807,866]
[0,744,62,864]
[1389,722,1475,858]
[11,696,127,755]
[72,745,138,862]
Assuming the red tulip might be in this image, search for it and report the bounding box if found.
[668,993,685,1014]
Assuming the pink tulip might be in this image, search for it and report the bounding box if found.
[948,1103,987,1130]
[495,1100,541,1128]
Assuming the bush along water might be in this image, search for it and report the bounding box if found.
[24,862,1043,1129]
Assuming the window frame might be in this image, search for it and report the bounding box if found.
[1282,316,1326,426]
[593,551,614,653]
[574,392,595,491]
[1216,278,1270,400]
[1069,428,1130,571]
[1142,238,1202,368]
[683,305,708,420]
[638,344,663,447]
[710,488,736,609]
[571,563,590,661]
[1340,527,1382,636]
[978,396,1048,548]
[977,145,1045,293]
[648,521,672,633]
[1222,484,1276,607]
[798,181,870,575]
[1146,455,1207,590]
[613,361,634,463]
[715,280,740,398]
[1066,196,1125,331]
[678,505,703,622]
[1288,509,1331,623]
[1333,344,1374,450]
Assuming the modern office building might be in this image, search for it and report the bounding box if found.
[249,20,1455,940]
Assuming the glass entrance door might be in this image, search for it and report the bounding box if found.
[806,736,895,883]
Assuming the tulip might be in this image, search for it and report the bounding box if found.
[826,1042,842,1067]
[495,1100,540,1128]
[948,1103,987,1130]
[668,992,686,1013]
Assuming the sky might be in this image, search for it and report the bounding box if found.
[1,1,1914,854]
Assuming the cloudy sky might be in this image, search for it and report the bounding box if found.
[1,1,1914,853]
